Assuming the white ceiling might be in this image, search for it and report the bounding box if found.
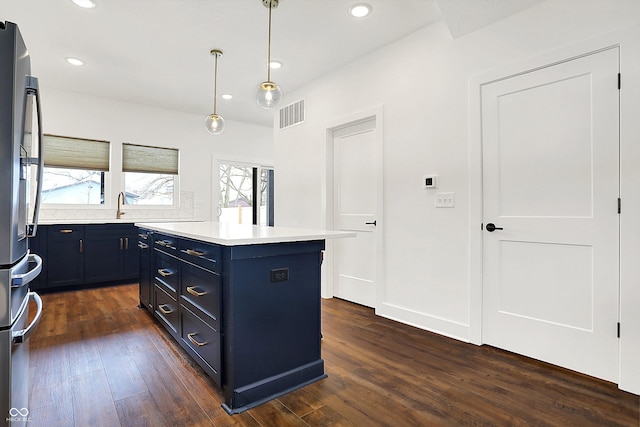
[0,0,542,128]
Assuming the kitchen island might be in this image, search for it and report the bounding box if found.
[135,221,353,414]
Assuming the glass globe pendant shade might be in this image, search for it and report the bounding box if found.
[256,81,282,109]
[205,113,225,135]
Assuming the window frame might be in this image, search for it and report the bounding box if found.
[121,143,180,208]
[40,134,112,208]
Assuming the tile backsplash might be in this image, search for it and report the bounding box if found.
[39,191,196,222]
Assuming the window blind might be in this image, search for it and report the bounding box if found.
[122,143,179,175]
[43,134,110,171]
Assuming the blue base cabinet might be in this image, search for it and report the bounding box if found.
[29,223,140,291]
[141,228,326,414]
[221,241,325,413]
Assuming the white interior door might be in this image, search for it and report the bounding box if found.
[333,118,377,308]
[482,47,620,382]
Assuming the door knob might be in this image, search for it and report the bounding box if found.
[485,223,503,232]
[365,220,377,226]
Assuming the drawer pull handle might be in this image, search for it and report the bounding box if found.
[157,269,173,277]
[156,240,175,249]
[60,229,73,234]
[187,333,207,347]
[186,286,206,297]
[158,304,173,315]
[185,249,205,257]
[138,242,148,249]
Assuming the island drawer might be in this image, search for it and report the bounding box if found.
[154,250,179,297]
[154,232,178,255]
[154,284,179,337]
[180,262,221,331]
[179,238,221,273]
[181,305,221,385]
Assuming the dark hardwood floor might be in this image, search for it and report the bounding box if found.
[27,284,638,426]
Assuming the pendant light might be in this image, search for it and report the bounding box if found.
[205,49,225,135]
[256,0,283,109]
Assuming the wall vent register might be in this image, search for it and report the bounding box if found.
[279,99,305,129]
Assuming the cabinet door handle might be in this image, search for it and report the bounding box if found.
[125,237,129,250]
[79,239,83,253]
[186,286,206,297]
[157,269,173,277]
[60,229,73,234]
[120,238,124,250]
[187,333,207,347]
[158,304,173,315]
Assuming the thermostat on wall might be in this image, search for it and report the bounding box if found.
[423,175,438,189]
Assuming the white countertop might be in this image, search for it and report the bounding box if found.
[135,221,355,246]
[39,218,202,225]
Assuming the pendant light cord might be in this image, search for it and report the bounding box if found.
[213,53,219,114]
[267,1,272,82]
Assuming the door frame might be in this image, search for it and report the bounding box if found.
[468,28,640,394]
[211,155,273,223]
[469,35,623,344]
[322,105,384,304]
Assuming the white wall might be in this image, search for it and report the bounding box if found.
[274,0,640,393]
[38,86,273,221]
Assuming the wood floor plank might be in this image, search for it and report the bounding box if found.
[300,404,357,427]
[133,343,215,426]
[246,400,309,427]
[114,391,171,427]
[98,334,149,401]
[28,399,74,427]
[71,370,121,427]
[29,335,73,409]
[277,384,327,418]
[29,285,639,427]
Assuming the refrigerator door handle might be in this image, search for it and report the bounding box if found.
[12,292,43,345]
[11,253,42,288]
[26,76,43,238]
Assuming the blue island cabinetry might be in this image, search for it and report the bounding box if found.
[138,223,332,414]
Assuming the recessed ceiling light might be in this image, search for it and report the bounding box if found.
[71,0,96,8]
[349,3,371,18]
[65,57,84,66]
[221,93,233,100]
[269,60,283,69]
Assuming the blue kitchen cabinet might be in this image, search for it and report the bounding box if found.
[46,225,85,288]
[84,224,139,284]
[32,223,139,291]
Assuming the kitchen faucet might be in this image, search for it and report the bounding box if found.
[117,192,126,219]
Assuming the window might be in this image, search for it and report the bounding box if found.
[42,135,109,205]
[219,162,274,226]
[122,143,178,205]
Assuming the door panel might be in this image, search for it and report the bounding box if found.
[334,118,377,308]
[496,72,593,218]
[482,47,619,382]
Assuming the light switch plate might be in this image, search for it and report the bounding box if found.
[435,192,455,208]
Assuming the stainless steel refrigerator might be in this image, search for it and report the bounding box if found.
[0,21,44,427]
